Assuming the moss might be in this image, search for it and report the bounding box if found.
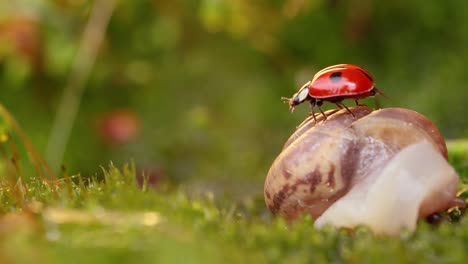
[0,158,466,264]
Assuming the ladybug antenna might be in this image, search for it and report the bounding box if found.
[373,87,391,100]
[281,97,296,113]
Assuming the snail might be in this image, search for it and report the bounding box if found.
[264,106,463,234]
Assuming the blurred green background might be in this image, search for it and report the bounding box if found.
[1,0,467,193]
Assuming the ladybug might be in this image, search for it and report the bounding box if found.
[282,64,386,122]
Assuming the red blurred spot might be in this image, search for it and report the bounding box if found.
[0,15,43,70]
[136,166,166,188]
[96,109,140,145]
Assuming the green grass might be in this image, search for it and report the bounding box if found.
[0,158,467,264]
[0,106,467,263]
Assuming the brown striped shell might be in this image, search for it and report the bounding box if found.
[264,106,452,221]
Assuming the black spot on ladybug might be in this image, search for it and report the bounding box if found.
[329,72,342,83]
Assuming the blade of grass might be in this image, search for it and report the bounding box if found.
[45,0,116,171]
[0,104,59,186]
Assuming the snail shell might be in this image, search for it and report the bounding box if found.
[264,106,460,233]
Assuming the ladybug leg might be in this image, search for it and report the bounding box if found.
[309,100,317,124]
[354,99,367,107]
[335,101,355,117]
[316,100,327,120]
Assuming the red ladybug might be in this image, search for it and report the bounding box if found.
[282,64,386,122]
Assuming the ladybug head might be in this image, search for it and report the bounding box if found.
[282,81,312,112]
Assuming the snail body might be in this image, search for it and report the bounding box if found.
[264,106,461,234]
